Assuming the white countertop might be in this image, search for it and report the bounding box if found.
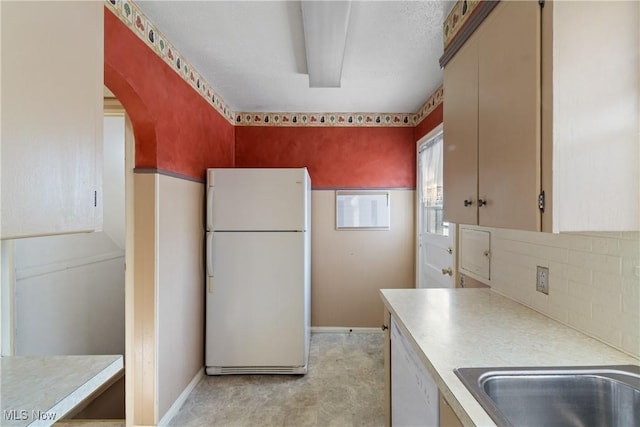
[1,355,124,427]
[380,288,639,426]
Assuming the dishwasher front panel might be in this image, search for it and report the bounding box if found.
[391,317,439,426]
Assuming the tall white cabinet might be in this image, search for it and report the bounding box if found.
[1,1,104,239]
[546,1,639,232]
[443,1,541,232]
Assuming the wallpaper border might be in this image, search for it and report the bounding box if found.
[104,0,442,128]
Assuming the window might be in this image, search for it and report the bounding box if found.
[419,131,449,236]
[335,191,390,230]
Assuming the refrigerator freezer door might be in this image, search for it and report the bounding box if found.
[206,231,309,370]
[209,168,309,231]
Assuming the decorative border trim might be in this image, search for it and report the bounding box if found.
[440,1,500,68]
[235,112,415,127]
[104,0,443,128]
[443,0,482,48]
[105,0,236,124]
[414,85,443,124]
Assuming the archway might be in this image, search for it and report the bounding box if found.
[105,64,158,426]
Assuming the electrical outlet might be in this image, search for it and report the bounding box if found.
[536,266,549,295]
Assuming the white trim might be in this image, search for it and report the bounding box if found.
[417,123,444,148]
[43,357,124,427]
[416,124,451,289]
[157,368,204,427]
[123,114,135,427]
[416,125,445,288]
[14,251,125,281]
[1,241,16,356]
[153,172,160,424]
[311,326,383,334]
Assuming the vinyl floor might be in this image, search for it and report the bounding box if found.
[169,333,385,427]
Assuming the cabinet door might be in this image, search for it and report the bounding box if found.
[443,34,479,225]
[477,1,541,231]
[1,2,103,238]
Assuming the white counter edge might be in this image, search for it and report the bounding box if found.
[27,356,124,427]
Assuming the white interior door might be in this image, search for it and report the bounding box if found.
[420,226,456,288]
[417,128,456,288]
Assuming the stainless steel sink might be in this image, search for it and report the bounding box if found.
[454,365,640,427]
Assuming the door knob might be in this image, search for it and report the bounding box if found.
[464,199,473,207]
[441,268,453,276]
[478,198,487,207]
[447,247,453,254]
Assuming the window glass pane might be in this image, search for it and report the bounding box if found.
[336,191,390,230]
[419,132,449,236]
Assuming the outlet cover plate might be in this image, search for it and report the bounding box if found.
[536,266,549,295]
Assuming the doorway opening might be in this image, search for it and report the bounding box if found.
[0,91,132,420]
[416,124,456,288]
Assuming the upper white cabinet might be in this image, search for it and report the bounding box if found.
[443,1,541,231]
[443,31,479,228]
[1,1,104,239]
[444,0,639,233]
[544,1,639,232]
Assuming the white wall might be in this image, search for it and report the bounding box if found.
[463,226,640,358]
[12,116,126,355]
[551,1,639,231]
[104,117,126,249]
[127,172,205,424]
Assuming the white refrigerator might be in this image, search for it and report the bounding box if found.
[205,168,311,375]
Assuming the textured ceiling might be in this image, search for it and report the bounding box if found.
[136,0,455,114]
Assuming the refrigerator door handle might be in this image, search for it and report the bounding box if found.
[206,232,214,278]
[206,187,214,231]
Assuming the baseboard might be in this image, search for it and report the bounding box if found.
[157,368,204,426]
[311,326,383,334]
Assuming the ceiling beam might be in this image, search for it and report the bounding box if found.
[301,0,352,88]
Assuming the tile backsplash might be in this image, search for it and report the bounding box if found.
[461,226,640,358]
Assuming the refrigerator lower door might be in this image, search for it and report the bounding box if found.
[206,231,309,374]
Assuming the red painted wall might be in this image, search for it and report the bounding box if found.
[104,9,234,181]
[104,7,443,185]
[235,126,416,188]
[414,103,443,141]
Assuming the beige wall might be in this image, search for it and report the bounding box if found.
[131,173,157,425]
[157,174,205,420]
[131,173,205,424]
[462,226,640,358]
[311,190,415,327]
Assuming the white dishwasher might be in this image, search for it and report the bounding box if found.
[391,317,439,426]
